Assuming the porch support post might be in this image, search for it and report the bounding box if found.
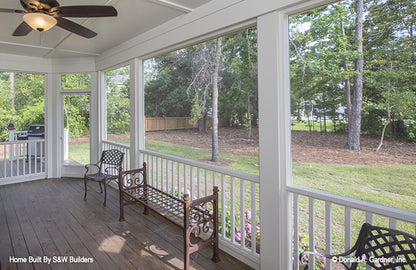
[90,72,99,164]
[258,11,292,269]
[129,58,144,168]
[97,70,106,155]
[45,73,62,178]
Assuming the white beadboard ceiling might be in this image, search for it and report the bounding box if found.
[0,0,211,58]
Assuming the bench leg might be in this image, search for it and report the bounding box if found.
[211,241,220,263]
[119,194,125,222]
[143,205,149,215]
[184,235,190,270]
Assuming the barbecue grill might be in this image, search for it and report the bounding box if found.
[17,125,45,158]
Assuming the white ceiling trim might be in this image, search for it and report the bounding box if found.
[0,41,100,57]
[149,0,194,13]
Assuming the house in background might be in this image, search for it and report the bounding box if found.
[1,0,415,269]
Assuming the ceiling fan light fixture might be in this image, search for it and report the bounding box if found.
[23,13,57,32]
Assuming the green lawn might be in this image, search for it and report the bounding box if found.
[291,119,343,133]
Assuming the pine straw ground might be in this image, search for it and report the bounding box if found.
[143,128,416,165]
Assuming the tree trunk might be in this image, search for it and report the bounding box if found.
[211,37,222,162]
[341,21,352,119]
[346,0,364,150]
[247,90,252,138]
[9,72,15,110]
[198,112,207,132]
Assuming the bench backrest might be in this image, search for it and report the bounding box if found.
[118,162,147,189]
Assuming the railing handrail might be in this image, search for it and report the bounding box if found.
[287,184,416,224]
[140,149,260,183]
[102,140,130,149]
[0,139,45,145]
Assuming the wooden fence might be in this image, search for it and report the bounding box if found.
[145,117,198,131]
[145,117,223,131]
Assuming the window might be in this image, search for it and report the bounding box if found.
[105,66,130,145]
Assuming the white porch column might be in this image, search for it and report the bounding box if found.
[97,70,107,155]
[90,72,99,163]
[45,73,62,178]
[258,11,292,269]
[129,58,145,168]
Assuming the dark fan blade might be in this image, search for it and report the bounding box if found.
[13,21,33,36]
[0,8,25,13]
[52,6,117,17]
[56,17,97,38]
[38,0,59,6]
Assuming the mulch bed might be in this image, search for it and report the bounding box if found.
[145,128,416,165]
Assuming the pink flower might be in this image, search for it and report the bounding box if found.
[246,223,252,234]
[245,210,251,220]
[235,232,241,241]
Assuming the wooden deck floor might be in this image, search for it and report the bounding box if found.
[0,178,253,270]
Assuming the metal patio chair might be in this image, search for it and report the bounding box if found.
[300,222,416,269]
[84,149,124,206]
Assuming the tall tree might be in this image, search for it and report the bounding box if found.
[346,0,364,150]
[212,37,222,162]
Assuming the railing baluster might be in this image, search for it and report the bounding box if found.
[190,165,194,199]
[166,159,170,194]
[161,158,164,192]
[16,143,20,176]
[309,198,315,270]
[221,174,226,238]
[240,178,245,248]
[345,207,351,253]
[389,218,396,230]
[250,181,256,254]
[184,164,188,196]
[21,144,25,175]
[293,193,299,270]
[3,145,7,178]
[156,157,160,189]
[197,167,201,199]
[177,162,181,199]
[35,141,38,173]
[231,176,235,243]
[366,212,373,224]
[12,144,16,176]
[325,201,332,270]
[205,170,209,197]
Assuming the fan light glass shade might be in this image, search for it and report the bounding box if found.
[23,13,57,32]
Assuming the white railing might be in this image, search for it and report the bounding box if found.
[102,140,131,171]
[0,139,46,183]
[288,184,416,270]
[139,149,260,268]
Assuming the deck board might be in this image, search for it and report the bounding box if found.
[0,179,253,270]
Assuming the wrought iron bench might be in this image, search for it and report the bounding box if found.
[300,222,416,269]
[118,163,220,270]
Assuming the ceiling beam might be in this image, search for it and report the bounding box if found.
[148,0,194,13]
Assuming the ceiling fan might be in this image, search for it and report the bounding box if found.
[0,0,117,38]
